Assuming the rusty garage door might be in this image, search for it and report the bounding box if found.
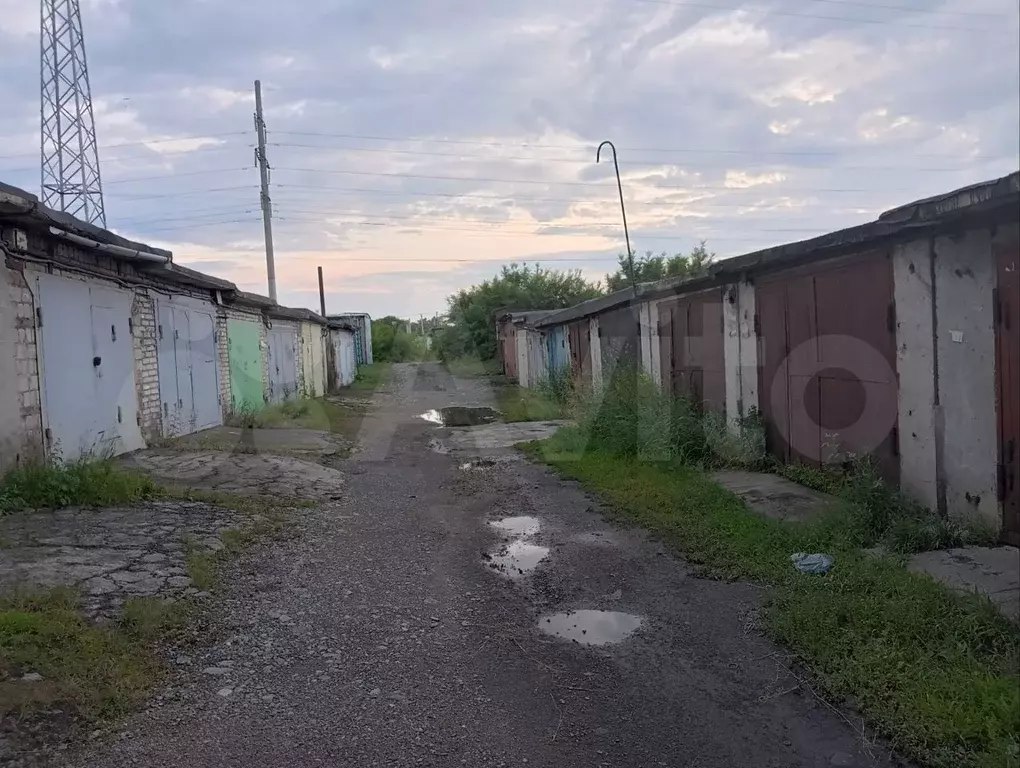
[756,252,899,481]
[659,290,726,412]
[568,319,591,388]
[995,242,1020,546]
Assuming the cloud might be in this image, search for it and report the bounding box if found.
[1,0,1017,319]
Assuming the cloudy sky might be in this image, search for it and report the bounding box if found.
[1,0,1017,319]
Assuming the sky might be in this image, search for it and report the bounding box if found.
[1,0,1018,320]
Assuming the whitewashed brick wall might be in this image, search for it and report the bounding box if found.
[0,264,44,469]
[131,292,161,439]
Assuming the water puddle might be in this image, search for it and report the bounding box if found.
[419,407,500,427]
[489,516,541,536]
[485,541,550,578]
[459,459,498,471]
[538,610,643,646]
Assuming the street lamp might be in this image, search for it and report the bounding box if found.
[596,140,635,290]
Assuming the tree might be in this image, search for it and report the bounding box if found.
[604,241,714,293]
[438,263,603,361]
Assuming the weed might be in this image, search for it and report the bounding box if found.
[182,536,218,592]
[225,404,260,429]
[496,383,565,423]
[521,432,1020,768]
[350,363,392,392]
[0,460,160,515]
[0,589,163,720]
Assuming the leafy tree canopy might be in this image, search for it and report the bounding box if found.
[437,263,603,361]
[604,241,714,293]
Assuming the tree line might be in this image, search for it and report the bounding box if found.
[433,242,713,363]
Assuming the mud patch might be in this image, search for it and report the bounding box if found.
[538,610,643,646]
[489,516,541,536]
[419,407,500,427]
[485,541,549,579]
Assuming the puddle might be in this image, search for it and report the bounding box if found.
[485,541,549,578]
[419,407,500,427]
[489,516,541,536]
[538,610,643,646]
[459,459,498,471]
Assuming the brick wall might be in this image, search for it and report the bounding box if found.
[131,292,161,440]
[0,260,44,471]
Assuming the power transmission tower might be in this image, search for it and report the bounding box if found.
[40,0,106,226]
[254,80,277,302]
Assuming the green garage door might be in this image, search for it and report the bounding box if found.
[227,319,264,412]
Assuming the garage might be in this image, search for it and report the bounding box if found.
[995,241,1019,545]
[267,322,300,403]
[156,297,221,436]
[34,272,143,460]
[756,251,899,480]
[658,289,726,413]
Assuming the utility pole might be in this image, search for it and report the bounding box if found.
[317,266,326,317]
[254,80,277,302]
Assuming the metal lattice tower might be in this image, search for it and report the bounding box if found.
[40,0,106,226]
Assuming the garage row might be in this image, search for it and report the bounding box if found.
[0,180,366,470]
[498,172,1020,546]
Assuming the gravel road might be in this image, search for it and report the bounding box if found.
[66,363,896,768]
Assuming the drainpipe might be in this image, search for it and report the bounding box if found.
[48,227,171,265]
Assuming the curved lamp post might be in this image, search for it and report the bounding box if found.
[596,140,635,290]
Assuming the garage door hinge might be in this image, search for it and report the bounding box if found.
[158,324,163,340]
[136,413,141,426]
[752,313,761,337]
[886,302,896,334]
[117,406,122,424]
[128,318,134,336]
[998,462,1006,502]
[174,329,179,340]
[35,307,43,328]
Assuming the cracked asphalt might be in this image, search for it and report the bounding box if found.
[64,363,898,768]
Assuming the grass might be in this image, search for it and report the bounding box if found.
[348,362,392,392]
[441,356,502,378]
[1,460,161,516]
[519,373,1020,768]
[496,384,565,422]
[0,589,188,723]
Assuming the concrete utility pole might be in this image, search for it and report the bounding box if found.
[254,80,277,302]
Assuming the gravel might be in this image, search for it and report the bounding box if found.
[60,364,896,768]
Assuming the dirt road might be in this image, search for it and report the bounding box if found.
[69,363,891,768]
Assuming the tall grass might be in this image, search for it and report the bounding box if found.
[568,365,995,555]
[0,460,160,515]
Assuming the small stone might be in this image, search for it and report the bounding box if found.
[166,576,192,589]
[368,688,381,697]
[217,688,233,698]
[203,667,230,676]
[20,673,43,682]
[829,753,855,767]
[140,553,168,564]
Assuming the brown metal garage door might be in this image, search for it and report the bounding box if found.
[659,290,726,413]
[568,319,591,389]
[995,242,1019,546]
[756,251,899,482]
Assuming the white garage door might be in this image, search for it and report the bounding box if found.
[35,273,143,461]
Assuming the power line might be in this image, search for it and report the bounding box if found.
[0,131,251,161]
[799,0,1007,17]
[271,166,917,192]
[273,182,884,208]
[628,0,1003,31]
[103,167,252,186]
[268,142,989,173]
[270,131,1003,161]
